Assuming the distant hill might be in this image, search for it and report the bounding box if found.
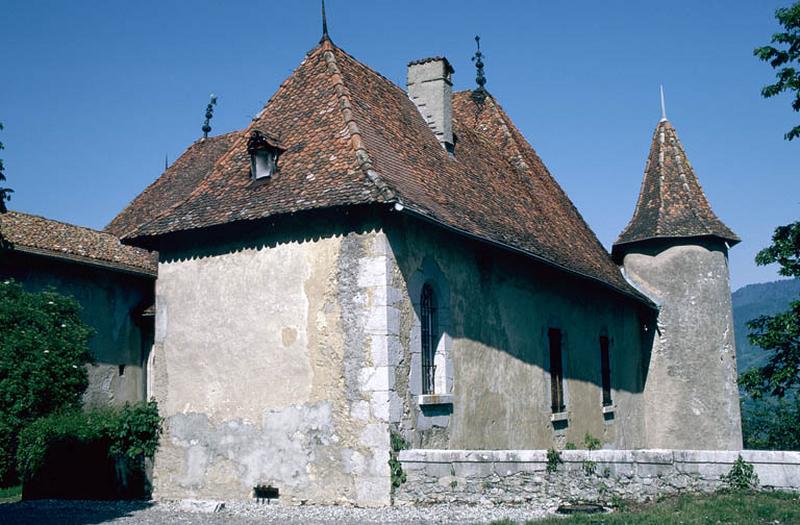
[733,278,800,374]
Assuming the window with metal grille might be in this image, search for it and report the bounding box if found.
[549,328,565,413]
[421,283,437,395]
[600,335,612,406]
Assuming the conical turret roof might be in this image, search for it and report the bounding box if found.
[613,119,739,260]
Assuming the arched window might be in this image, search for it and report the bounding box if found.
[420,283,438,394]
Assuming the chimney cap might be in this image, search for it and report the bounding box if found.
[407,56,455,74]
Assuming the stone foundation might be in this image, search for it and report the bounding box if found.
[396,449,800,507]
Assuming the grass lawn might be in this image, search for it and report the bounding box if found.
[492,491,800,525]
[0,485,21,504]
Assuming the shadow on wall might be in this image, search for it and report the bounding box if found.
[0,500,153,525]
[388,212,656,398]
[153,204,657,402]
[155,204,386,264]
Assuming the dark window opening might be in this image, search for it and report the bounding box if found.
[600,335,612,406]
[118,364,125,377]
[549,328,565,413]
[421,283,438,395]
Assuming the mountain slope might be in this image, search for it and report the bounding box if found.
[733,278,800,374]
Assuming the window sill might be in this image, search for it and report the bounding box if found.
[550,411,569,423]
[602,404,615,415]
[418,394,453,406]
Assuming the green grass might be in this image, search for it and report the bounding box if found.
[490,491,800,525]
[0,485,22,504]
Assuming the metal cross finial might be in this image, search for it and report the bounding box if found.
[201,94,217,139]
[321,0,329,39]
[471,35,487,103]
[660,85,667,122]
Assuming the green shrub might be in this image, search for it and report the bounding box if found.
[546,448,562,473]
[17,401,162,498]
[0,280,92,485]
[721,455,759,491]
[583,432,602,451]
[388,430,408,489]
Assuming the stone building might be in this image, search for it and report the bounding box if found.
[107,31,741,505]
[0,211,156,406]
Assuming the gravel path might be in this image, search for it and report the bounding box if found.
[0,499,556,524]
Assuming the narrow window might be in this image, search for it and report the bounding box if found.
[549,328,565,413]
[421,283,437,394]
[600,335,612,406]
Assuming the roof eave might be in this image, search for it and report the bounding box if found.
[397,204,656,310]
[612,233,741,263]
[3,244,157,278]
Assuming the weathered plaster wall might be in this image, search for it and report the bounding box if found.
[0,251,153,407]
[396,448,800,507]
[622,240,742,450]
[385,216,652,451]
[151,219,394,505]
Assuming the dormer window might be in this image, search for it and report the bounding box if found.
[247,130,283,180]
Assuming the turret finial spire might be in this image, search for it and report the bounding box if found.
[201,94,217,139]
[321,0,329,40]
[660,84,667,122]
[471,35,487,104]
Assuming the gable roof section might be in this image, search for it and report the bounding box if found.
[1,211,157,276]
[105,130,241,238]
[613,120,739,259]
[117,38,643,301]
[118,40,384,239]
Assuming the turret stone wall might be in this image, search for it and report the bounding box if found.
[621,238,742,450]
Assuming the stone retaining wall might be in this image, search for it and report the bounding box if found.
[396,449,800,507]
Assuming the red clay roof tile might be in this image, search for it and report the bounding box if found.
[112,39,645,301]
[2,211,156,276]
[613,120,739,259]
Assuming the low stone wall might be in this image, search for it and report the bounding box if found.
[396,449,800,507]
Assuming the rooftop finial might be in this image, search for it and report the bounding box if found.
[471,35,487,103]
[321,0,329,40]
[201,94,217,139]
[660,84,667,122]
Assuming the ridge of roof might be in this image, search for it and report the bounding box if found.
[613,119,739,256]
[2,211,157,276]
[450,91,645,300]
[320,41,395,201]
[125,41,383,239]
[116,40,649,304]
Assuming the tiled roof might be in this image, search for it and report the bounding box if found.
[613,119,739,259]
[1,211,157,276]
[105,131,241,238]
[114,38,644,301]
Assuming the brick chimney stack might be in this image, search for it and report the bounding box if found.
[407,57,454,153]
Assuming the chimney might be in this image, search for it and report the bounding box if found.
[407,57,454,152]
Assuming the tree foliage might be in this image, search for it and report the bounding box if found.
[742,395,800,450]
[0,122,12,213]
[740,222,800,399]
[16,402,162,483]
[0,280,93,485]
[754,2,800,141]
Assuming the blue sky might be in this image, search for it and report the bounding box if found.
[1,1,797,289]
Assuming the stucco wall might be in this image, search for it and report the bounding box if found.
[150,219,394,505]
[385,215,653,452]
[622,240,742,450]
[0,251,153,407]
